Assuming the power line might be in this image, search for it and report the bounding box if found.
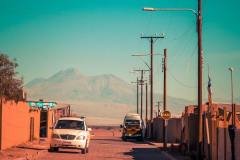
[168,69,207,89]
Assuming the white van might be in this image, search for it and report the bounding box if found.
[120,113,145,141]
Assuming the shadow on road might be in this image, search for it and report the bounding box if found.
[17,146,47,150]
[123,147,165,160]
[123,139,155,146]
[54,150,80,154]
[92,138,122,142]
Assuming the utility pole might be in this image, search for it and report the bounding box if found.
[145,82,148,123]
[134,69,148,119]
[145,82,148,138]
[142,1,203,157]
[131,78,139,114]
[228,67,236,160]
[197,0,203,158]
[163,48,167,150]
[141,35,164,137]
[137,78,139,114]
[140,70,143,119]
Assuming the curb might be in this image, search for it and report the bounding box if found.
[13,149,45,160]
[145,140,177,160]
[162,151,177,160]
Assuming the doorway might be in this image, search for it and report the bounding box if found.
[40,110,48,138]
[30,117,34,141]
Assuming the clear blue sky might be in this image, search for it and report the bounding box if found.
[0,0,240,102]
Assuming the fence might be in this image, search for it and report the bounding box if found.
[182,103,240,160]
[152,117,182,143]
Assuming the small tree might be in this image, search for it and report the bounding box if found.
[0,53,23,101]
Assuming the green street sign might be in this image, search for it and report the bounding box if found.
[27,101,57,108]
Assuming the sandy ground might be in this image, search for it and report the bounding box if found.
[0,128,189,160]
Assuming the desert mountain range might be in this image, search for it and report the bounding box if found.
[25,68,192,125]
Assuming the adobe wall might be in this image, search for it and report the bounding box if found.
[0,100,40,150]
[182,103,240,159]
[152,117,182,143]
[47,109,54,140]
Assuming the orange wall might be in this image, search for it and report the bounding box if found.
[30,108,40,140]
[0,100,40,150]
[47,109,54,140]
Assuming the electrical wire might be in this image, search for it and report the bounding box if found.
[168,70,196,88]
[168,68,208,89]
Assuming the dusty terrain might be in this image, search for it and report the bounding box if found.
[0,128,187,160]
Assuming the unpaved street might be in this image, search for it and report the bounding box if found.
[36,128,173,160]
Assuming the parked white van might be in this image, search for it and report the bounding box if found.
[120,113,145,141]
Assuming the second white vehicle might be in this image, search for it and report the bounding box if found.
[49,117,91,154]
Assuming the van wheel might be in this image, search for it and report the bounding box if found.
[82,141,88,154]
[53,147,59,152]
[81,148,86,154]
[48,147,54,152]
[86,147,89,153]
[122,136,127,141]
[137,136,144,141]
[49,147,58,152]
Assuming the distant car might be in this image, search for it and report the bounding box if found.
[49,117,91,154]
[120,113,145,141]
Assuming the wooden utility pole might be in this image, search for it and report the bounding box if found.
[140,70,143,119]
[141,35,164,137]
[0,98,2,150]
[137,78,139,114]
[134,69,148,119]
[163,48,167,150]
[145,82,148,123]
[197,0,203,158]
[228,67,236,160]
[131,78,139,114]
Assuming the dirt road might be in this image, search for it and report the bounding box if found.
[36,128,174,160]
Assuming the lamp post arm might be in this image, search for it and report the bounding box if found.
[143,7,198,16]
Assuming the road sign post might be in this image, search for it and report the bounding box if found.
[161,110,171,150]
[161,110,171,120]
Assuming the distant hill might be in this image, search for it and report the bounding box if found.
[25,68,135,104]
[25,68,192,124]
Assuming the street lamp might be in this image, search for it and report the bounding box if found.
[229,67,234,116]
[143,2,204,159]
[143,7,198,15]
[228,67,236,160]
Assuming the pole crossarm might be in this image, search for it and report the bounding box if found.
[132,54,150,56]
[141,36,165,43]
[133,69,150,72]
[131,79,147,85]
[133,69,149,85]
[138,79,147,85]
[141,36,165,39]
[131,81,138,84]
[132,53,163,56]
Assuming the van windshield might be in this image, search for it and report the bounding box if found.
[55,120,85,130]
[125,120,140,127]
